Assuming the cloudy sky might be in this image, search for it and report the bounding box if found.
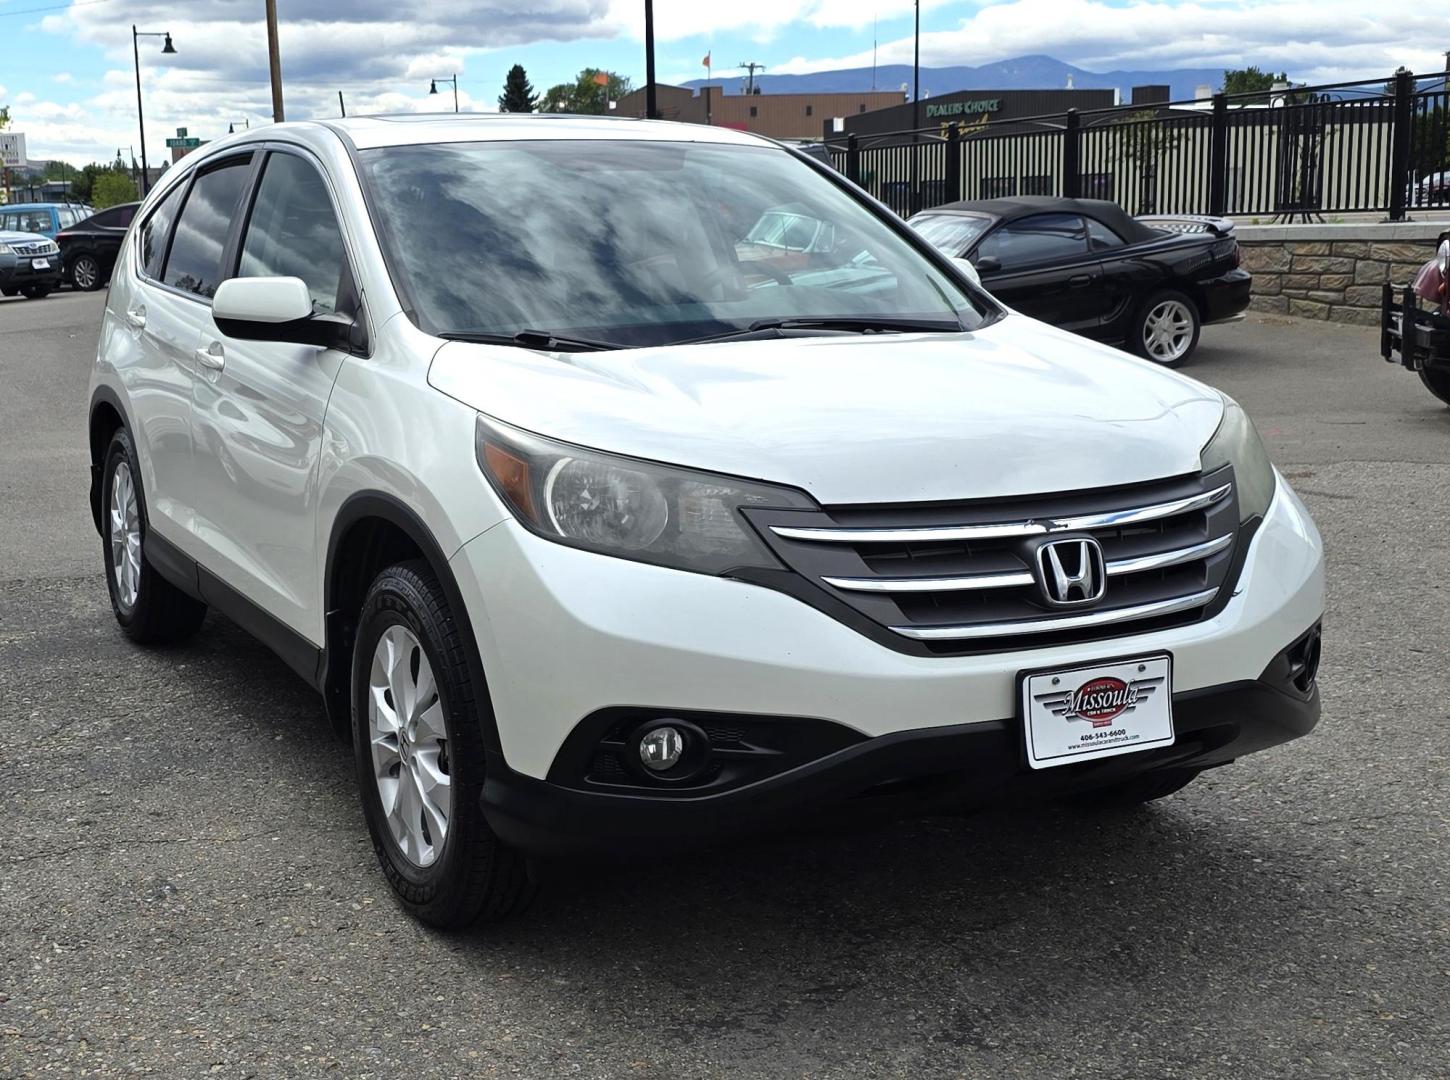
[0,0,1443,166]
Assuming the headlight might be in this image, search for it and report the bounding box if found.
[0,243,13,256]
[1200,396,1276,521]
[1437,238,1450,279]
[475,414,816,573]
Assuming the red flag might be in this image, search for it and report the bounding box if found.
[592,71,610,86]
[702,52,711,69]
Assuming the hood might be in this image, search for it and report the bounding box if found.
[0,230,52,244]
[427,316,1226,505]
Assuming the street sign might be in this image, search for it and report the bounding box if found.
[165,137,201,149]
[0,132,28,168]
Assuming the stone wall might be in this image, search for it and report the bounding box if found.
[1235,221,1449,327]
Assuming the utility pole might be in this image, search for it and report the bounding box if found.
[338,91,346,117]
[739,61,766,95]
[644,0,658,118]
[265,0,285,122]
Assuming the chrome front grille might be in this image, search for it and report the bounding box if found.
[10,240,59,257]
[746,467,1240,653]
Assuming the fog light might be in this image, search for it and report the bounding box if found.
[639,726,685,772]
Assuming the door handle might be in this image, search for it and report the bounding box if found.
[1067,273,1094,288]
[125,307,146,329]
[195,343,226,372]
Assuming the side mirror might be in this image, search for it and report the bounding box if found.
[974,255,1003,274]
[212,276,357,350]
[953,256,982,289]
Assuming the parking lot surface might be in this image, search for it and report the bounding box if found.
[2,291,1447,1078]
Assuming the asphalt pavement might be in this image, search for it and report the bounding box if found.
[2,291,1447,1078]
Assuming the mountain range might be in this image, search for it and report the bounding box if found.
[683,54,1227,103]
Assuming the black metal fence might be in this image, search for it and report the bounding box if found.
[831,70,1450,221]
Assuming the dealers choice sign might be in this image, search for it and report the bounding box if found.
[925,99,1000,120]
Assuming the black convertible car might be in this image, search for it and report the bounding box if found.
[910,196,1251,366]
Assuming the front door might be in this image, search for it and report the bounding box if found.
[189,149,355,641]
[973,213,1109,333]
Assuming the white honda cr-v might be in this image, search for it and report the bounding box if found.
[87,115,1324,927]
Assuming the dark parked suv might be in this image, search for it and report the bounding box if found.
[57,202,140,291]
[0,229,63,299]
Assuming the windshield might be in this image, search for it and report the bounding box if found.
[909,212,994,257]
[359,139,988,347]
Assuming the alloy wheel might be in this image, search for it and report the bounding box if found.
[1142,299,1194,364]
[109,462,141,611]
[368,625,452,868]
[73,256,99,290]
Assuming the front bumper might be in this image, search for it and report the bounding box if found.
[0,256,62,288]
[1200,267,1253,324]
[482,670,1319,857]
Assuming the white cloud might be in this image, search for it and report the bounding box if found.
[53,72,73,84]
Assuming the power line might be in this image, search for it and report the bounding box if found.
[0,0,113,18]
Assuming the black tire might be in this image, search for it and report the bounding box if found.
[353,560,534,929]
[1069,767,1202,810]
[101,428,208,644]
[1130,289,1201,367]
[1,287,16,297]
[70,253,104,291]
[1420,367,1450,407]
[20,285,52,300]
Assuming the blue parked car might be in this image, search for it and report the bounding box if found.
[0,202,95,240]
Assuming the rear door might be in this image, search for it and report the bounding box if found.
[972,213,1104,331]
[125,154,255,547]
[189,148,356,639]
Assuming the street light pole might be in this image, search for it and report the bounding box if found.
[428,75,459,113]
[644,0,658,119]
[131,26,174,197]
[911,0,921,214]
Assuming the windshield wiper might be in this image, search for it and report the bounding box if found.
[437,329,620,352]
[748,316,965,334]
[679,315,966,346]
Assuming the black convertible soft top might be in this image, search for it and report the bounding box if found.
[920,195,1163,246]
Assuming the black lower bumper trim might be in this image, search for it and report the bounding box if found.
[481,668,1320,859]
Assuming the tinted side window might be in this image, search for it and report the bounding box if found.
[238,154,347,314]
[164,157,252,298]
[89,205,131,229]
[58,207,78,228]
[1086,218,1124,251]
[976,213,1087,267]
[140,182,187,278]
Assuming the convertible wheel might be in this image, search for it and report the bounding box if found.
[1420,367,1450,407]
[354,560,535,928]
[71,254,103,291]
[1132,291,1201,367]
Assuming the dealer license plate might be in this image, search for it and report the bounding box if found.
[31,258,50,270]
[1022,655,1174,770]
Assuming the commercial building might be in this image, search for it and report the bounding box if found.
[614,84,906,141]
[828,87,1118,142]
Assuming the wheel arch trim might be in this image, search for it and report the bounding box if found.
[322,491,504,752]
[87,384,133,536]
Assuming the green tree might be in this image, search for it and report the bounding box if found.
[1222,66,1290,101]
[0,105,10,129]
[498,64,538,112]
[539,68,632,115]
[1113,109,1181,214]
[91,170,138,208]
